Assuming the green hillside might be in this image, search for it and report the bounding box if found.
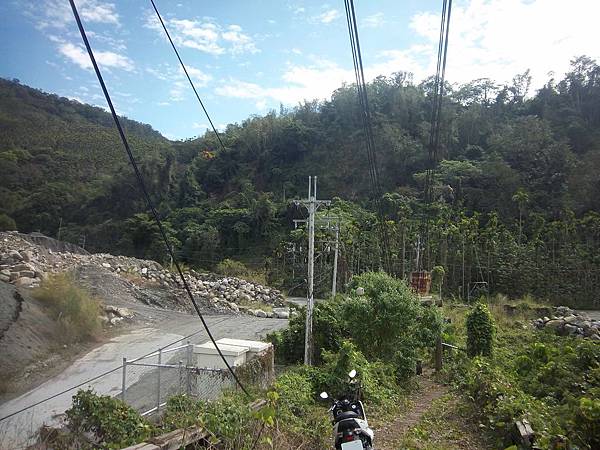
[2,56,600,306]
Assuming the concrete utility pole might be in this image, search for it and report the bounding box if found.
[293,176,330,366]
[332,223,339,297]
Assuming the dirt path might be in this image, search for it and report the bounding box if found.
[376,373,448,448]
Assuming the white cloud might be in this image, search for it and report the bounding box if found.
[313,9,340,24]
[408,0,600,89]
[32,0,119,29]
[58,42,134,71]
[146,64,211,102]
[222,24,259,54]
[145,14,258,56]
[185,66,212,86]
[363,12,385,29]
[192,122,209,129]
[215,60,353,105]
[255,99,268,110]
[216,0,600,112]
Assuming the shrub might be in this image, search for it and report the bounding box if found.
[268,271,443,381]
[33,273,101,343]
[466,302,495,357]
[66,389,154,449]
[267,300,345,365]
[274,368,315,418]
[162,394,203,430]
[215,258,248,277]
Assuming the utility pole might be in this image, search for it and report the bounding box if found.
[332,223,339,297]
[293,176,330,366]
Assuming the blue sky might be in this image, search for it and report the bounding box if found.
[1,0,599,140]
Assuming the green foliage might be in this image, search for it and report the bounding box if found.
[66,389,154,449]
[466,302,495,357]
[431,265,445,293]
[161,394,202,430]
[446,302,600,449]
[3,58,600,307]
[33,273,101,343]
[215,258,248,277]
[269,272,443,384]
[0,213,16,231]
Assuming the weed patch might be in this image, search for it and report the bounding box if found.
[33,273,101,343]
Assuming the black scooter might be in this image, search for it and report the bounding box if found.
[319,369,375,450]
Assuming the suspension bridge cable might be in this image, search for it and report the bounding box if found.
[67,0,249,396]
[149,0,227,152]
[343,0,392,273]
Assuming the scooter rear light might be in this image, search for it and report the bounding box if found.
[344,433,355,442]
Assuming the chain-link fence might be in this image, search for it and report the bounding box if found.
[121,342,236,417]
[0,339,270,449]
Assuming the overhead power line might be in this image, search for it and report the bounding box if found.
[343,0,392,273]
[420,0,453,272]
[67,0,248,396]
[149,0,227,152]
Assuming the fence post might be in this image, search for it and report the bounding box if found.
[435,337,443,372]
[121,357,127,402]
[186,341,192,395]
[156,348,162,413]
[178,360,183,394]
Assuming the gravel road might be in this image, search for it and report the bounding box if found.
[0,310,287,449]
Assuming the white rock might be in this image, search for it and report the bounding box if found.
[15,277,35,287]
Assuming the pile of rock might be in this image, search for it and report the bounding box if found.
[0,231,288,318]
[533,306,600,340]
[0,248,45,288]
[101,305,135,326]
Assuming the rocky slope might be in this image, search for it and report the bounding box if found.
[0,231,288,319]
[533,306,600,340]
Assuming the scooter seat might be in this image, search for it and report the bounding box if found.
[335,410,360,422]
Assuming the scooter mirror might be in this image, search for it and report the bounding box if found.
[319,391,329,399]
[348,369,357,378]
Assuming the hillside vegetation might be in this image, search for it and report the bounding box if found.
[2,56,600,306]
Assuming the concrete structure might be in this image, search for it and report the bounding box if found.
[193,342,248,369]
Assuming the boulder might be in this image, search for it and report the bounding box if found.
[109,316,123,325]
[105,305,134,319]
[8,250,23,261]
[564,324,578,335]
[545,319,564,330]
[12,263,35,272]
[356,287,365,296]
[19,270,36,279]
[255,309,267,318]
[563,315,578,324]
[15,277,35,287]
[101,262,111,269]
[274,310,290,319]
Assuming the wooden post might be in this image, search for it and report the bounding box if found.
[435,337,443,372]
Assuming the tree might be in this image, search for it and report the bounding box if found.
[512,188,530,244]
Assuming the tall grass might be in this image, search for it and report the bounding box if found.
[33,273,101,343]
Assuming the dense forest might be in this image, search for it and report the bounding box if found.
[2,55,600,306]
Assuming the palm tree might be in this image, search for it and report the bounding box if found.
[512,188,530,244]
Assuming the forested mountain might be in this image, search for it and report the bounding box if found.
[2,56,600,306]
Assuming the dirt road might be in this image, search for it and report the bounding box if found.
[0,309,287,449]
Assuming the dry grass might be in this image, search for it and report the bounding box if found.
[33,273,101,344]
